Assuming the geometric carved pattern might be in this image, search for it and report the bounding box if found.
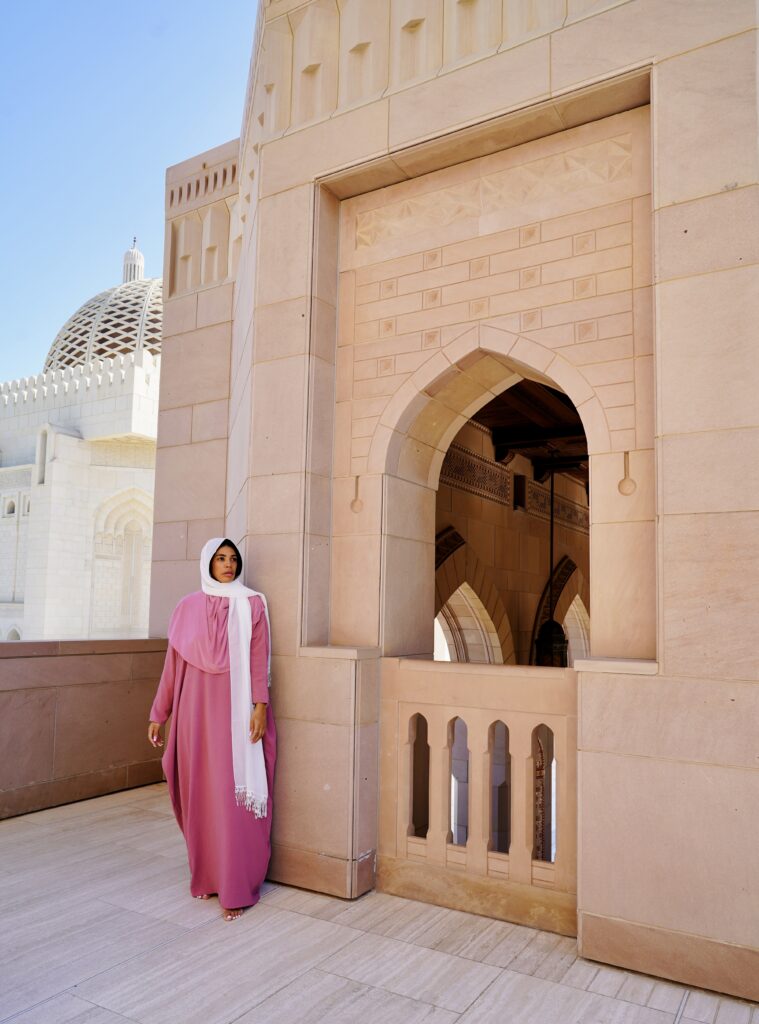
[44,278,162,372]
[526,480,589,533]
[356,135,632,249]
[440,443,588,533]
[482,135,632,213]
[440,443,512,506]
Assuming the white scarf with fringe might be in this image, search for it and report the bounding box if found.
[200,537,272,818]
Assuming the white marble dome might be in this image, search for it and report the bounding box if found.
[43,245,162,372]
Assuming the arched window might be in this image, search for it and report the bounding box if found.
[409,714,429,838]
[91,489,153,637]
[449,716,469,846]
[4,499,15,516]
[532,723,556,863]
[489,721,510,853]
[6,627,21,641]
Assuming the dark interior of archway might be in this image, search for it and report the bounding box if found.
[471,380,588,487]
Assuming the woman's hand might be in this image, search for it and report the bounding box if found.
[148,721,164,748]
[249,703,267,743]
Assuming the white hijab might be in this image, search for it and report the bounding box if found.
[200,537,271,818]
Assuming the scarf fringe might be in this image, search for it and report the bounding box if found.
[235,786,268,819]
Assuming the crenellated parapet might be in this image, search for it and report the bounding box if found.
[164,139,242,298]
[0,351,160,449]
[0,350,159,414]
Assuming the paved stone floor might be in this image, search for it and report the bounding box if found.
[1,783,756,1024]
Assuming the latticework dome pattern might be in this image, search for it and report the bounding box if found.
[43,278,162,372]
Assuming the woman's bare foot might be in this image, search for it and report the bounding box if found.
[222,906,243,921]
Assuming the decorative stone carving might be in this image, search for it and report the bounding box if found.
[389,0,444,89]
[338,0,390,108]
[289,0,340,126]
[444,0,501,67]
[355,135,633,249]
[440,442,589,532]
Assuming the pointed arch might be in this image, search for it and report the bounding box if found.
[367,321,611,488]
[94,487,153,536]
[90,487,153,637]
[435,532,515,664]
[562,593,591,665]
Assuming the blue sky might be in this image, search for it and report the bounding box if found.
[0,0,258,381]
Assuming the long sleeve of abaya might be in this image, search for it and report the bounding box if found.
[149,643,181,723]
[250,598,269,705]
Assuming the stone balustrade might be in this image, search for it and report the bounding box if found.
[378,655,577,935]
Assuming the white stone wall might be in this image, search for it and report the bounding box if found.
[21,430,155,640]
[0,466,31,635]
[0,351,160,466]
[0,356,159,640]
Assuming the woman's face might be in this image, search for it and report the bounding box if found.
[211,545,238,583]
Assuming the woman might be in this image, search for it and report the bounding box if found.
[148,537,276,921]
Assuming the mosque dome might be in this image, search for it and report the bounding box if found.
[43,242,162,372]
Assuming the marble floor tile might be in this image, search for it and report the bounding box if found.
[587,963,629,997]
[646,980,688,1014]
[714,999,754,1024]
[259,882,355,921]
[330,891,412,933]
[532,935,580,982]
[235,967,460,1024]
[617,972,658,1006]
[559,958,601,990]
[480,922,538,968]
[367,897,452,943]
[684,989,722,1023]
[118,795,174,818]
[7,991,138,1023]
[320,929,502,1013]
[408,907,516,962]
[0,898,184,1022]
[0,842,179,913]
[96,860,221,929]
[458,968,676,1024]
[508,928,565,976]
[74,905,361,1024]
[4,790,759,1024]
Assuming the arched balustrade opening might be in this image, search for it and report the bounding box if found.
[532,723,557,863]
[449,716,470,846]
[409,713,430,839]
[489,721,510,854]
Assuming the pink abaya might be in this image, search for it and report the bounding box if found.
[149,592,276,909]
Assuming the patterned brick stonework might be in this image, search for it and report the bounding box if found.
[337,107,651,477]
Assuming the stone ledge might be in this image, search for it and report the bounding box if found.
[574,657,658,674]
[579,911,759,1003]
[0,760,163,820]
[378,855,576,938]
[0,637,168,660]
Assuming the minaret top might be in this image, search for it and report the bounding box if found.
[122,238,145,283]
